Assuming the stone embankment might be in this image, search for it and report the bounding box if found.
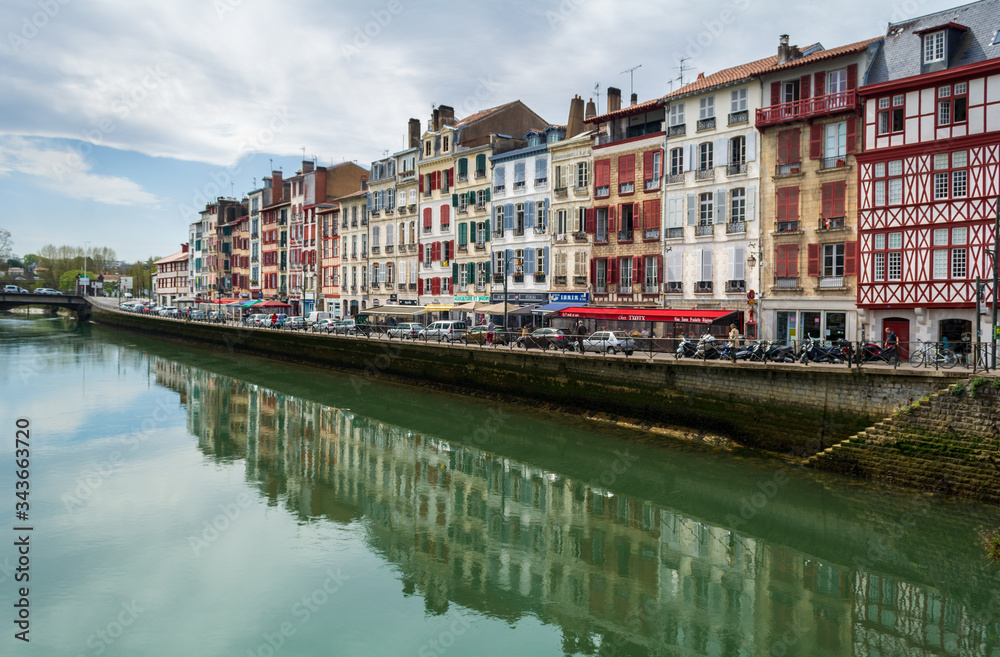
[805,377,1000,503]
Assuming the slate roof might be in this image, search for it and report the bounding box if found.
[867,0,1000,83]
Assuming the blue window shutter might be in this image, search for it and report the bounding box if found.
[493,165,504,186]
[746,184,756,222]
[746,131,757,162]
[525,201,535,228]
[543,246,550,275]
[504,203,514,230]
[543,198,550,228]
[505,248,513,274]
[715,190,726,224]
[524,247,535,275]
[687,194,697,225]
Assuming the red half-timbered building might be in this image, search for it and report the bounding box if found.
[856,0,1000,351]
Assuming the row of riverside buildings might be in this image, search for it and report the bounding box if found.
[155,0,1000,346]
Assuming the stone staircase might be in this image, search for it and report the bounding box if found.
[804,377,1000,503]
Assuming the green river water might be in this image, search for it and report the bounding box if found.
[1,315,999,657]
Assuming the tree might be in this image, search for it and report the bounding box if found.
[59,269,85,292]
[22,254,37,269]
[0,228,12,260]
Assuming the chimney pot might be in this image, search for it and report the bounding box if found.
[630,92,638,106]
[607,86,622,113]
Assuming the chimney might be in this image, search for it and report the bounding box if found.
[182,243,189,253]
[630,92,638,106]
[431,107,440,131]
[302,160,314,173]
[566,95,585,138]
[438,105,455,128]
[777,34,791,64]
[607,87,621,113]
[263,176,272,189]
[585,97,596,120]
[408,118,421,148]
[271,171,283,200]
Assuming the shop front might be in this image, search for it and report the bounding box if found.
[552,307,742,349]
[488,292,549,330]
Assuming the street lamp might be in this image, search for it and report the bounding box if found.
[746,242,765,339]
[502,253,523,335]
[83,240,90,295]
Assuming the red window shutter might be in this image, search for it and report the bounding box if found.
[776,188,787,222]
[609,257,618,285]
[634,256,643,287]
[435,241,442,261]
[423,207,432,228]
[634,202,641,228]
[846,116,857,154]
[846,63,857,90]
[643,200,653,229]
[775,247,787,278]
[585,208,596,234]
[788,245,799,277]
[656,255,663,282]
[440,204,449,226]
[643,151,654,179]
[770,81,781,106]
[448,168,454,187]
[821,183,834,217]
[789,130,800,162]
[844,240,858,276]
[595,159,610,187]
[833,182,846,216]
[590,258,596,286]
[809,123,822,159]
[432,277,440,295]
[789,188,799,220]
[807,243,820,277]
[608,205,616,233]
[813,71,826,97]
[419,174,423,193]
[619,155,634,183]
[449,240,455,260]
[800,75,811,100]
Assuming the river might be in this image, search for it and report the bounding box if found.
[1,315,999,657]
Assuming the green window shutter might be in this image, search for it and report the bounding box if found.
[476,153,486,171]
[485,188,491,203]
[452,261,458,280]
[485,260,491,277]
[458,223,468,245]
[458,158,468,175]
[484,219,490,243]
[468,190,475,205]
[452,193,458,207]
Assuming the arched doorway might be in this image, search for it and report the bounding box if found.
[883,317,910,359]
[939,318,972,364]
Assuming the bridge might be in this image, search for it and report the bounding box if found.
[0,293,92,320]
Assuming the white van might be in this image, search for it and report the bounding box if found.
[306,311,332,326]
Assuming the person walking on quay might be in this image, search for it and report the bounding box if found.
[884,326,899,364]
[575,320,586,353]
[487,319,495,345]
[270,312,278,329]
[728,323,740,363]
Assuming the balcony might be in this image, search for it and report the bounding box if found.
[695,168,715,181]
[398,283,407,291]
[573,232,588,243]
[618,228,634,243]
[361,217,368,226]
[397,206,407,215]
[642,284,659,294]
[728,110,749,126]
[644,178,660,191]
[458,244,469,253]
[695,281,713,293]
[775,162,801,176]
[475,202,486,211]
[423,190,432,198]
[385,245,394,253]
[726,221,746,235]
[513,181,526,191]
[475,169,486,179]
[351,219,358,227]
[696,224,714,237]
[618,284,633,294]
[776,220,800,233]
[535,177,548,186]
[574,183,589,196]
[573,275,587,286]
[725,279,746,293]
[554,186,568,197]
[474,242,485,251]
[668,124,686,137]
[755,90,858,127]
[818,276,845,289]
[554,275,567,286]
[408,204,416,212]
[666,173,684,185]
[696,117,716,131]
[644,228,660,240]
[493,229,505,239]
[819,216,845,231]
[493,274,504,283]
[534,273,545,283]
[408,283,417,290]
[595,185,610,198]
[513,274,524,283]
[408,244,417,252]
[619,181,634,194]
[371,246,380,255]
[665,281,682,293]
[774,277,799,289]
[458,172,468,182]
[371,282,380,290]
[361,249,367,257]
[726,163,748,176]
[666,227,683,239]
[513,228,524,237]
[371,210,379,218]
[819,156,849,171]
[595,229,608,243]
[493,185,505,196]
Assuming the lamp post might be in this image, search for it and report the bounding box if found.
[746,242,765,339]
[83,240,90,296]
[502,253,523,336]
[992,196,999,370]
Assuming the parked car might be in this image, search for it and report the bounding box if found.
[189,310,207,321]
[33,287,60,295]
[461,325,510,346]
[419,320,468,342]
[311,318,336,333]
[517,328,575,351]
[284,316,307,330]
[4,285,26,294]
[244,313,266,326]
[306,311,331,326]
[581,331,636,355]
[333,318,371,336]
[386,322,425,339]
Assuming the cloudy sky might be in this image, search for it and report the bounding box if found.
[0,0,963,261]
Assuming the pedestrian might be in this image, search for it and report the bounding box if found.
[884,326,898,363]
[487,319,495,345]
[270,312,278,328]
[575,320,586,353]
[728,323,740,363]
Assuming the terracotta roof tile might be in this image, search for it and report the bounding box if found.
[764,36,882,74]
[662,55,778,100]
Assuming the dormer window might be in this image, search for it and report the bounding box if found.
[923,30,945,64]
[527,135,540,146]
[547,132,560,143]
[424,141,431,157]
[442,136,449,152]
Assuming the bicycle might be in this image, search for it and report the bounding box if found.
[907,340,958,369]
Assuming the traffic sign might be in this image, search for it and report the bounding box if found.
[747,290,755,300]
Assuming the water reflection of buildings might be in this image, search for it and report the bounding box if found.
[154,357,999,657]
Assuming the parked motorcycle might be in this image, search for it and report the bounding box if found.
[675,336,698,359]
[798,337,845,364]
[764,341,797,363]
[856,342,897,364]
[694,333,723,360]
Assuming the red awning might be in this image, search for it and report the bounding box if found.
[554,307,737,324]
[257,299,291,308]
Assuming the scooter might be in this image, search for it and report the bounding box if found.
[694,333,723,360]
[675,336,698,359]
[798,337,844,364]
[856,342,897,364]
[765,341,797,363]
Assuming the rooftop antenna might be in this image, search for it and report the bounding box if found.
[252,177,256,189]
[594,82,600,115]
[269,158,273,171]
[230,182,235,198]
[675,57,692,88]
[301,146,306,161]
[620,64,642,96]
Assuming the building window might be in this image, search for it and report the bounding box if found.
[823,243,845,276]
[594,259,607,293]
[619,257,632,292]
[699,96,715,119]
[557,209,568,235]
[595,208,609,242]
[938,83,968,126]
[730,188,746,223]
[574,251,587,277]
[576,161,589,187]
[494,251,505,277]
[730,136,746,165]
[698,193,713,225]
[698,142,713,170]
[730,88,747,112]
[536,249,545,275]
[877,97,904,135]
[824,122,846,159]
[923,30,945,64]
[576,208,585,233]
[669,103,684,127]
[828,68,847,95]
[887,232,902,281]
[515,203,525,233]
[670,148,684,175]
[777,129,799,164]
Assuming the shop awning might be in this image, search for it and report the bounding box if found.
[554,307,738,324]
[240,300,263,308]
[424,304,453,312]
[508,304,541,316]
[364,305,426,316]
[256,299,291,308]
[533,301,578,314]
[452,301,485,311]
[479,302,512,314]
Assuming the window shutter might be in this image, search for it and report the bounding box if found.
[485,188,491,203]
[452,193,458,207]
[701,249,712,281]
[504,203,514,231]
[505,249,513,275]
[777,189,787,222]
[432,277,440,295]
[441,205,450,226]
[452,261,458,281]
[608,205,616,233]
[800,75,811,100]
[543,247,549,276]
[807,243,820,277]
[485,260,491,277]
[714,190,726,224]
[458,223,468,245]
[449,240,454,261]
[770,81,781,106]
[809,123,822,159]
[846,63,857,90]
[634,256,643,288]
[423,207,432,228]
[746,185,756,222]
[833,181,846,216]
[775,246,786,278]
[525,201,535,229]
[686,194,696,225]
[543,198,549,229]
[484,220,490,243]
[789,188,799,220]
[727,246,735,282]
[714,137,728,165]
[585,208,596,234]
[656,255,663,283]
[634,202,641,230]
[476,153,486,172]
[419,244,424,261]
[643,151,654,179]
[788,245,799,277]
[685,145,696,172]
[745,131,756,162]
[458,158,468,175]
[418,276,423,292]
[449,168,454,187]
[821,183,833,217]
[524,247,535,275]
[468,190,475,206]
[590,258,597,286]
[846,116,857,154]
[609,257,618,285]
[735,247,745,281]
[845,240,858,276]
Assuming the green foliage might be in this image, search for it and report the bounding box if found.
[980,527,1000,565]
[58,269,85,292]
[950,382,966,397]
[969,377,990,399]
[993,378,1000,391]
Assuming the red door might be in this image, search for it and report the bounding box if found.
[883,317,910,360]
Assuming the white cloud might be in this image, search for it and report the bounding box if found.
[0,136,159,206]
